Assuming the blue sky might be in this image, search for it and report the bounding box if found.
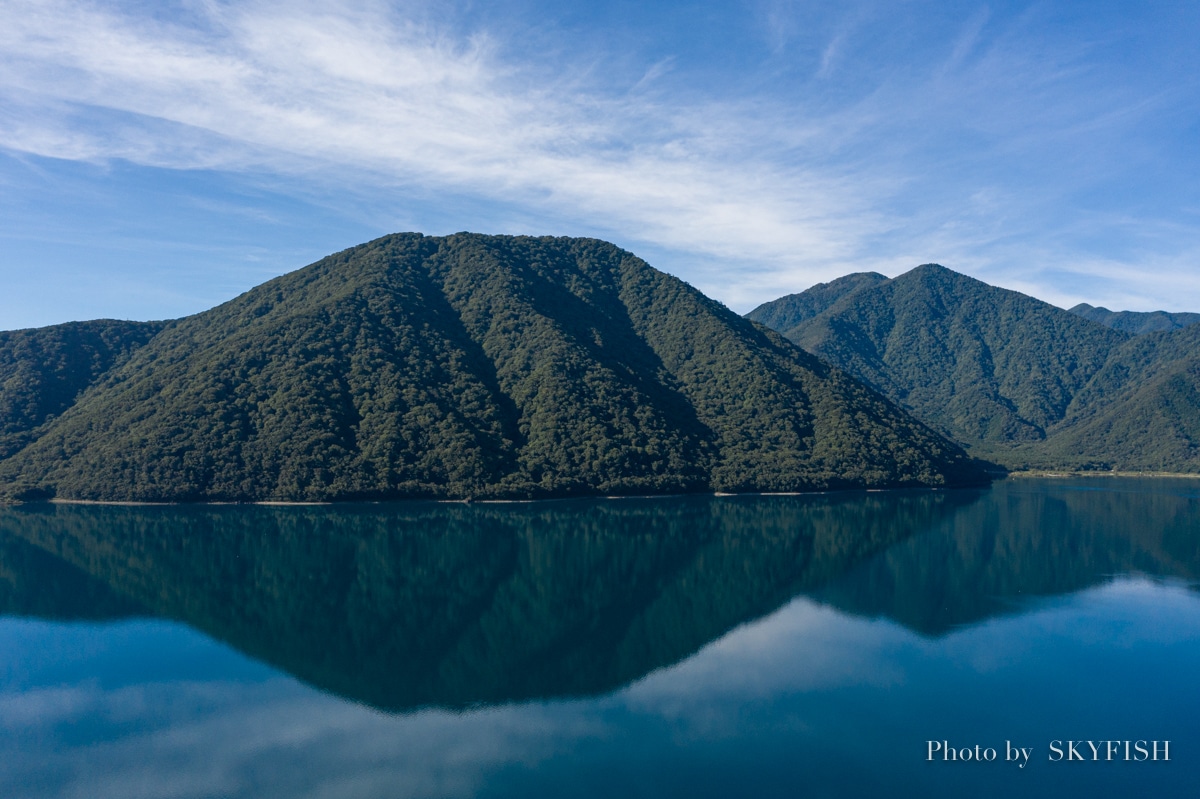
[2,0,1198,329]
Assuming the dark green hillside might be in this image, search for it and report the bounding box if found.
[754,265,1200,472]
[1061,320,1200,419]
[1069,303,1200,335]
[1026,323,1200,470]
[0,320,165,460]
[0,234,984,502]
[746,271,887,333]
[765,264,1130,449]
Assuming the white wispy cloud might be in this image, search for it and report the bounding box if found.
[0,0,1196,313]
[0,0,887,283]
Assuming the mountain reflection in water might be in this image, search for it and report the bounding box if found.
[1,478,1198,713]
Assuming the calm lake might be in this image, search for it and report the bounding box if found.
[2,478,1198,797]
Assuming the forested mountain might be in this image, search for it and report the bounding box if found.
[751,264,1129,446]
[0,320,165,460]
[1026,322,1200,470]
[745,272,888,332]
[749,264,1200,471]
[1069,303,1200,335]
[0,234,984,502]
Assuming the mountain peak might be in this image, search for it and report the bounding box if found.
[903,263,983,286]
[1,234,984,501]
[746,271,889,334]
[754,264,1130,452]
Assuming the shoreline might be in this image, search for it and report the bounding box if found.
[23,484,964,508]
[9,472,1192,508]
[1007,470,1200,479]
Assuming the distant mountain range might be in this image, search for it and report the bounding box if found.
[0,234,983,502]
[1068,303,1200,335]
[4,235,1193,502]
[749,265,1200,471]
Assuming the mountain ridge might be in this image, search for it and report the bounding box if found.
[746,272,888,333]
[750,264,1200,472]
[0,233,985,502]
[759,264,1129,443]
[1068,302,1200,335]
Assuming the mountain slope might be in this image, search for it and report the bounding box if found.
[746,272,888,333]
[1028,323,1200,470]
[1068,303,1200,335]
[0,320,165,460]
[0,234,984,501]
[754,264,1200,472]
[774,264,1130,447]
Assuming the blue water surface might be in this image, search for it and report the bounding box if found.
[1,478,1197,798]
